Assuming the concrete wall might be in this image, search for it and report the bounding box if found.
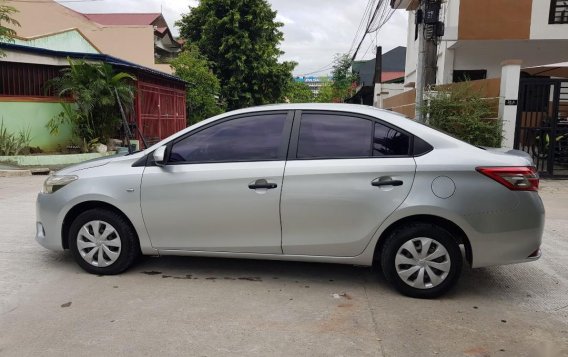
[0,100,72,152]
[382,89,416,118]
[458,0,532,40]
[403,10,417,86]
[374,83,405,108]
[530,0,568,39]
[452,40,568,79]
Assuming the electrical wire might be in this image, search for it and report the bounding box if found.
[351,0,396,62]
[301,65,334,77]
[347,0,376,57]
[350,0,382,62]
[301,0,374,78]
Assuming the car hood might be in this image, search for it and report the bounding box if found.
[55,153,129,175]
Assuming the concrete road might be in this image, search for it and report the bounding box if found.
[0,176,567,357]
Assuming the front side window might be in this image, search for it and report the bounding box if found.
[297,114,373,159]
[169,113,287,163]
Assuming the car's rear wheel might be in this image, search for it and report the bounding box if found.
[381,223,462,298]
[68,208,139,275]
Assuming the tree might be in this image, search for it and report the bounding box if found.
[315,54,358,103]
[0,0,20,57]
[48,60,136,150]
[315,83,335,103]
[176,0,296,110]
[283,80,314,103]
[170,45,225,124]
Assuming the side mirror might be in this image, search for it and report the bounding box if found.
[153,146,167,166]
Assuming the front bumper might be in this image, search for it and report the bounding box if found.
[35,193,65,251]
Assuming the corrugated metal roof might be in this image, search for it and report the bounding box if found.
[0,42,186,85]
[82,13,161,26]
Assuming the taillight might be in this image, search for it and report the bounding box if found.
[476,166,539,191]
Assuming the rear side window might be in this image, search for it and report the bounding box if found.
[297,114,373,158]
[169,113,287,163]
[373,122,410,156]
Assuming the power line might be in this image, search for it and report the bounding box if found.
[351,0,396,62]
[301,65,334,77]
[361,36,375,59]
[302,0,394,77]
[347,0,376,56]
[350,0,383,62]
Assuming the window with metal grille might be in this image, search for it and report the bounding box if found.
[0,62,62,97]
[550,0,568,24]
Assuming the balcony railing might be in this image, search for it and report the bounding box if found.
[550,0,568,24]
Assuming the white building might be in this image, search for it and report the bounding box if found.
[396,0,568,86]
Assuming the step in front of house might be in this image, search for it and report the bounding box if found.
[0,152,116,168]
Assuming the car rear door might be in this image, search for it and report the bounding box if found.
[281,111,416,257]
[140,111,293,253]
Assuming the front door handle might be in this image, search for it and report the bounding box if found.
[248,179,278,190]
[371,179,403,187]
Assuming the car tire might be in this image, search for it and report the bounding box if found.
[381,223,462,299]
[68,208,140,275]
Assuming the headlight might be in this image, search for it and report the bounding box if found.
[42,175,78,194]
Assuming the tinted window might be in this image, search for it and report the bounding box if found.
[297,114,372,158]
[373,122,410,156]
[412,136,433,156]
[169,114,287,163]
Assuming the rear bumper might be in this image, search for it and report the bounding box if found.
[468,192,544,268]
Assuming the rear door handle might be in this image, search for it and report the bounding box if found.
[248,179,278,190]
[371,180,403,187]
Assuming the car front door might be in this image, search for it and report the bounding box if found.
[281,111,416,257]
[140,111,292,253]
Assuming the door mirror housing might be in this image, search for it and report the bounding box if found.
[153,146,167,166]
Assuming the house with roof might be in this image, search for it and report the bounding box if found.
[0,29,186,152]
[393,0,568,86]
[81,13,181,63]
[5,0,179,74]
[349,46,406,106]
[384,0,568,177]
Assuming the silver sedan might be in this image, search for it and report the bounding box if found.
[36,104,544,298]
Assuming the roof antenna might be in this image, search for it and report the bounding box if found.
[160,3,163,14]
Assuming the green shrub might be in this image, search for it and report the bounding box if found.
[47,59,136,149]
[421,82,502,147]
[0,120,31,156]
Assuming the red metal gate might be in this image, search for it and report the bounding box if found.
[134,74,186,147]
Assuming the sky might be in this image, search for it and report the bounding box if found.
[59,0,408,76]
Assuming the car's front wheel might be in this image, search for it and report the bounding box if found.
[68,208,140,275]
[381,223,462,298]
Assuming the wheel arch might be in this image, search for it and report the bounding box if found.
[61,201,139,250]
[373,214,472,265]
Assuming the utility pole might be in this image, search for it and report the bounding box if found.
[372,46,382,107]
[415,0,443,122]
[373,46,382,84]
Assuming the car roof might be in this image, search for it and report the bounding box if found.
[224,103,393,117]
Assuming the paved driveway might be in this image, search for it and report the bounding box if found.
[0,176,567,357]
